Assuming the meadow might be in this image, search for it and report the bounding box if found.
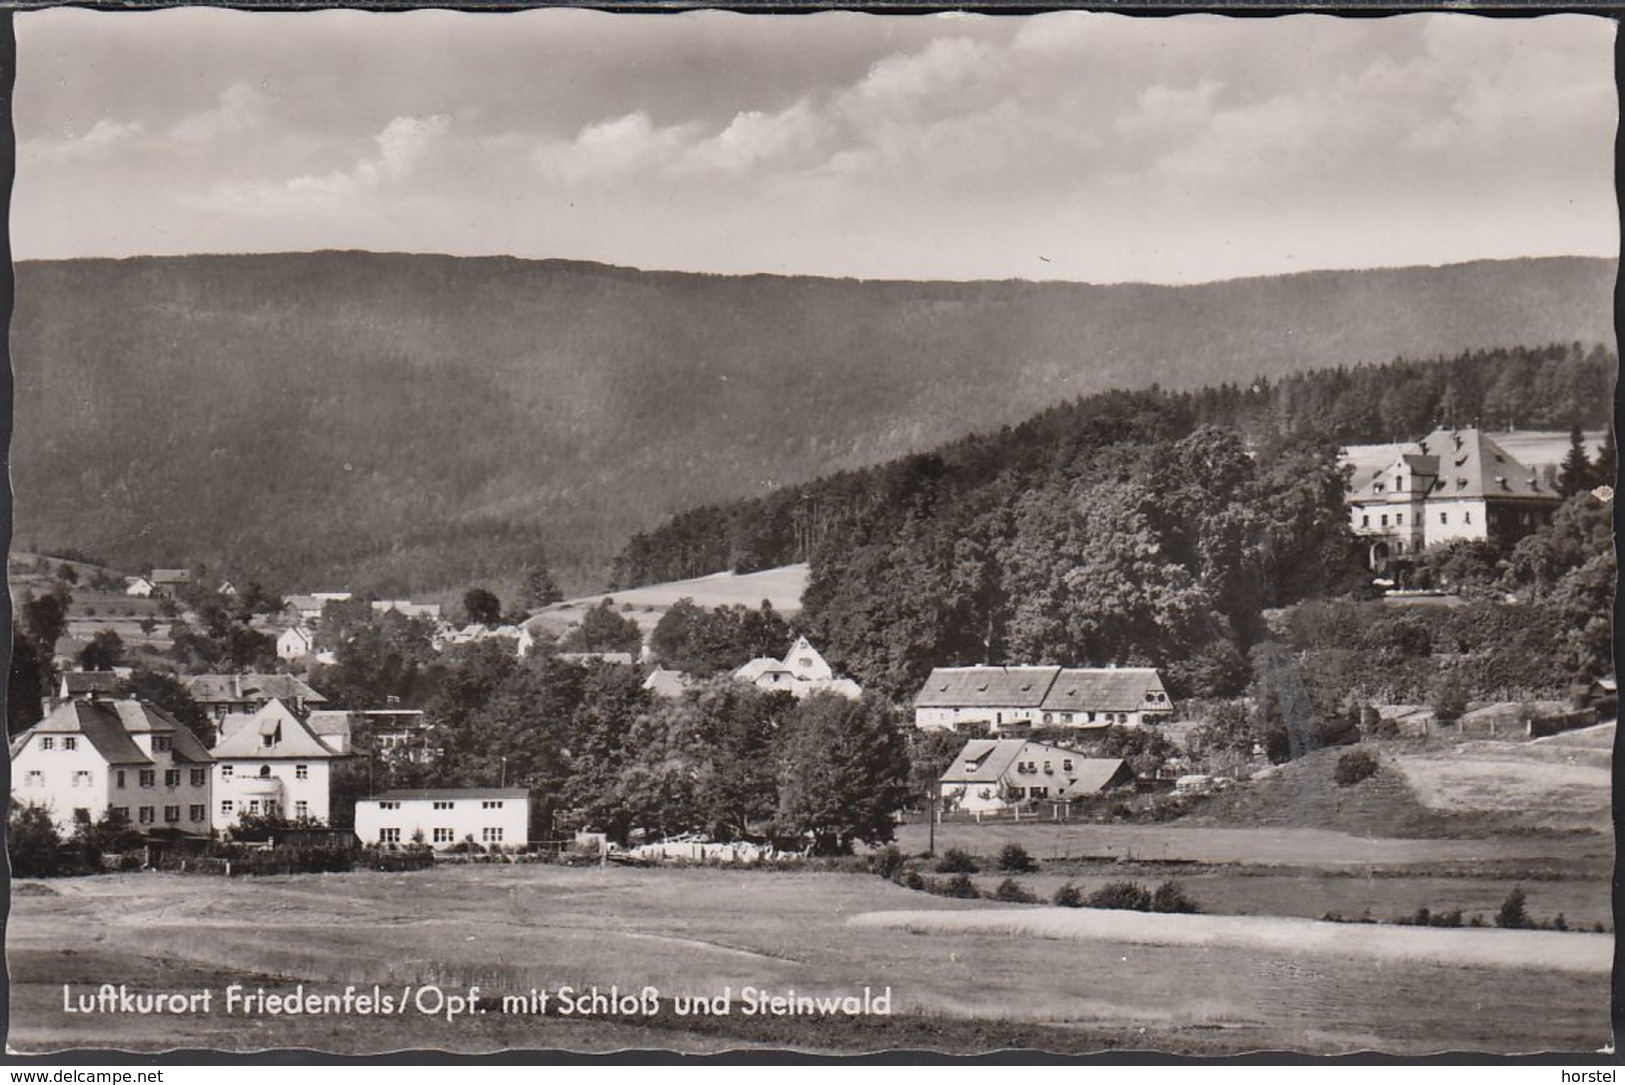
[7,854,1611,1057]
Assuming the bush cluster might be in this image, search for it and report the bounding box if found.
[1333,748,1379,787]
[1051,879,1201,914]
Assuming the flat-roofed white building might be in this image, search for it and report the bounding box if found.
[354,788,530,850]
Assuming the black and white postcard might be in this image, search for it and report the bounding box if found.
[4,6,1617,1059]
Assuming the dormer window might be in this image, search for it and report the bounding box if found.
[152,736,170,753]
[1373,482,1385,494]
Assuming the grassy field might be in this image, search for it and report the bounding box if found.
[7,861,1611,1056]
[524,564,808,638]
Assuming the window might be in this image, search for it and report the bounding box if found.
[164,805,181,823]
[379,801,401,810]
[112,806,129,822]
[221,764,234,779]
[72,770,92,788]
[1396,513,1404,526]
[152,736,170,753]
[40,737,54,751]
[115,770,126,789]
[1394,475,1403,491]
[1379,514,1388,527]
[73,806,91,823]
[1063,713,1074,723]
[294,800,309,819]
[248,800,261,814]
[190,769,207,787]
[26,770,43,787]
[379,828,401,844]
[482,800,504,810]
[433,800,454,810]
[295,764,309,780]
[433,828,454,844]
[63,737,78,751]
[482,827,504,843]
[221,800,234,816]
[262,733,276,749]
[1440,512,1448,524]
[1043,761,1052,773]
[1030,787,1048,799]
[189,805,206,822]
[138,806,155,825]
[139,770,156,788]
[1062,759,1074,771]
[165,769,181,787]
[1361,514,1370,527]
[1042,713,1053,724]
[1464,511,1472,524]
[258,765,272,778]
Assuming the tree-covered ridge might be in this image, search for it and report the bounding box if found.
[611,342,1616,590]
[12,252,1612,595]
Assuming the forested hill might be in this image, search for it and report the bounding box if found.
[11,252,1614,593]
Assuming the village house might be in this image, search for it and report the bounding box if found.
[124,576,155,597]
[10,697,214,837]
[149,569,191,597]
[937,738,1132,812]
[210,698,349,830]
[913,665,1174,731]
[732,636,862,700]
[277,626,317,662]
[184,673,328,730]
[371,600,442,621]
[353,788,530,849]
[642,666,691,699]
[1348,426,1563,575]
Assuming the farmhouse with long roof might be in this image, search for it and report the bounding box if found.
[913,665,1173,731]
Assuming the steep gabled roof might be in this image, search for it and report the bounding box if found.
[937,739,1027,784]
[1067,757,1133,793]
[61,671,123,697]
[734,657,792,682]
[913,666,1061,709]
[21,700,213,765]
[184,673,327,706]
[1353,427,1557,503]
[1040,668,1168,713]
[209,699,345,759]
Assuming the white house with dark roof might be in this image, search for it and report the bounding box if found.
[938,738,1131,812]
[1349,427,1563,573]
[10,699,214,836]
[277,626,317,662]
[210,698,349,830]
[354,788,530,849]
[914,665,1173,731]
[732,636,862,701]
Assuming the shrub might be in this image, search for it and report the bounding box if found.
[1333,748,1379,787]
[1053,883,1084,908]
[996,842,1038,874]
[1087,881,1154,911]
[870,845,908,880]
[993,878,1037,904]
[935,847,979,874]
[938,874,979,899]
[7,804,63,878]
[902,870,925,891]
[1551,913,1568,932]
[1151,879,1200,914]
[1496,887,1531,930]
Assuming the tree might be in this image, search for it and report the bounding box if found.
[520,561,565,610]
[1558,424,1593,497]
[8,631,46,736]
[8,803,63,877]
[79,629,126,671]
[775,695,909,855]
[1496,887,1531,930]
[563,599,643,656]
[463,587,503,627]
[55,562,79,586]
[22,590,70,653]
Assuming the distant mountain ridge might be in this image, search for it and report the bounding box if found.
[8,252,1614,593]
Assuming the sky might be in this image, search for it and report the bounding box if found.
[11,9,1618,284]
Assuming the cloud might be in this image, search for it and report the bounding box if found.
[191,112,451,218]
[678,99,831,174]
[20,117,146,165]
[530,111,701,184]
[170,82,271,143]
